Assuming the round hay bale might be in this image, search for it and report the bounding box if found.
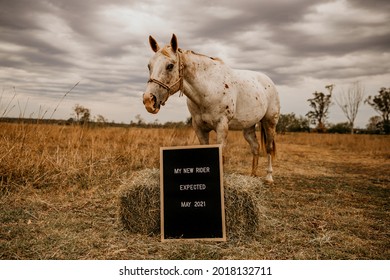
[119,169,265,240]
[223,173,265,240]
[119,169,160,235]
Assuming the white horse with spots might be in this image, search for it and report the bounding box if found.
[143,34,280,183]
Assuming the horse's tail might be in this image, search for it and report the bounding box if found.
[260,122,276,158]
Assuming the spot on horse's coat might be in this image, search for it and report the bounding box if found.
[225,84,229,89]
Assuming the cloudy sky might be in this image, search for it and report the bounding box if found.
[1,0,389,127]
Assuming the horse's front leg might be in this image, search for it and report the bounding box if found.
[215,118,229,162]
[215,118,228,146]
[192,118,210,145]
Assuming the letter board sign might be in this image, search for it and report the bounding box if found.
[160,145,226,241]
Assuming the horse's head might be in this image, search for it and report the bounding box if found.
[143,34,183,114]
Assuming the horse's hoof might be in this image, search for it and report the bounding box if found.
[264,175,274,185]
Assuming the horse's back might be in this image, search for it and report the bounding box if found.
[233,69,277,95]
[228,69,279,129]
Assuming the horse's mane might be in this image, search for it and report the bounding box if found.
[160,46,224,63]
[180,49,224,63]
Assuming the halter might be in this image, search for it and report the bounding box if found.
[147,51,184,97]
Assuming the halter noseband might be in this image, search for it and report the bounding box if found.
[147,51,184,97]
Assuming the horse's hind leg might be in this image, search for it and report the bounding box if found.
[261,116,278,184]
[243,125,260,176]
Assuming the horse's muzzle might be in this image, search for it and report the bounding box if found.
[143,92,160,114]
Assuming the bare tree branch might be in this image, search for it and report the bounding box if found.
[335,81,365,134]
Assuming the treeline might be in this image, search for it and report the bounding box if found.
[0,116,190,129]
[0,115,385,134]
[276,113,385,134]
[2,83,389,134]
[304,85,389,134]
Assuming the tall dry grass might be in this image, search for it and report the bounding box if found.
[1,123,389,192]
[0,123,200,192]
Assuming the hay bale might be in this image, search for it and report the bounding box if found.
[224,173,265,240]
[119,169,160,235]
[119,169,265,240]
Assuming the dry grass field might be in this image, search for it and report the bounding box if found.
[0,122,389,259]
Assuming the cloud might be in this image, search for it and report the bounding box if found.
[0,0,389,127]
[276,0,390,55]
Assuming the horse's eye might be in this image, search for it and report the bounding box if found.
[166,63,174,71]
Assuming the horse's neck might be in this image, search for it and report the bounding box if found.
[181,51,227,105]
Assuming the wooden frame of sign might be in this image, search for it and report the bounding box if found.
[160,144,226,242]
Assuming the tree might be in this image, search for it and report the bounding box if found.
[134,114,145,126]
[276,113,310,134]
[306,85,333,132]
[95,114,107,124]
[73,104,91,124]
[335,81,365,134]
[365,87,390,134]
[277,113,294,134]
[292,115,310,132]
[366,116,382,134]
[328,122,352,134]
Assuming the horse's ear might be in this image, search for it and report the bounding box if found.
[170,34,178,53]
[149,35,160,53]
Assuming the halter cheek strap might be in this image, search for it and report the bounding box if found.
[147,51,184,97]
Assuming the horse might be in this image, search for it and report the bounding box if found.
[143,34,280,183]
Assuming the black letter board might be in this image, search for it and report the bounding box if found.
[160,145,226,241]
